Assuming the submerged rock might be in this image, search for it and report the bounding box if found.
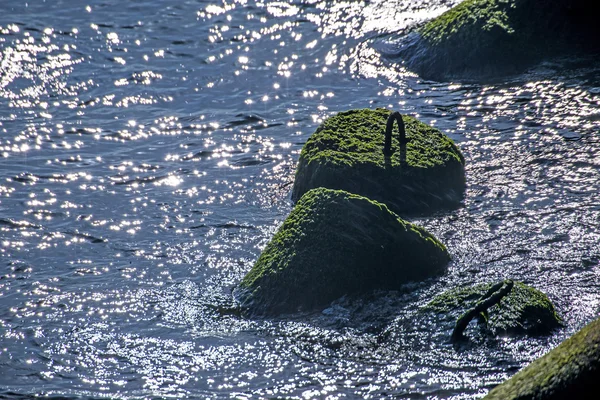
[291,108,465,215]
[484,316,600,399]
[399,0,600,80]
[237,187,450,316]
[423,280,562,338]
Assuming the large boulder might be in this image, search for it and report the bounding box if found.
[399,0,600,80]
[237,187,450,316]
[423,280,562,338]
[484,316,600,399]
[291,108,465,215]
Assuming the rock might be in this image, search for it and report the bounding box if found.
[484,316,600,399]
[237,187,450,316]
[423,280,562,338]
[450,279,516,342]
[291,108,465,215]
[399,0,600,80]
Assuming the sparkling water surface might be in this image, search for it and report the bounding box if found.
[1,0,599,398]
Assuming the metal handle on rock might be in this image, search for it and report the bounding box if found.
[384,111,408,155]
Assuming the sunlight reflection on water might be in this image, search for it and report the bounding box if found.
[0,0,599,398]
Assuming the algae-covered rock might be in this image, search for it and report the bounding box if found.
[424,280,562,337]
[291,108,465,215]
[238,187,450,316]
[399,0,600,80]
[484,316,600,399]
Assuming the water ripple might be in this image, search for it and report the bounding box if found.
[1,0,600,398]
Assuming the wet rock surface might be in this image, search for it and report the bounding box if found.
[237,187,450,316]
[399,0,600,80]
[485,316,600,399]
[423,280,562,338]
[292,108,465,215]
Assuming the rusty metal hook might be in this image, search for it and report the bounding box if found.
[384,111,408,156]
[451,280,514,343]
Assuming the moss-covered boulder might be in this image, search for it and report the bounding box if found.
[399,0,600,80]
[423,280,562,338]
[484,316,600,399]
[238,187,450,316]
[291,108,465,215]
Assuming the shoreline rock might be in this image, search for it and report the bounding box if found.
[423,280,562,338]
[484,316,600,399]
[237,188,450,316]
[291,108,465,216]
[399,0,600,81]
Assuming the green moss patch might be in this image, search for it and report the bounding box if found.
[400,0,600,80]
[484,316,600,399]
[291,108,465,215]
[423,280,562,336]
[238,187,450,316]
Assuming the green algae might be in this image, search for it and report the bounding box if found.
[401,0,600,80]
[484,316,600,399]
[291,108,465,215]
[238,187,450,316]
[424,280,562,336]
[421,0,516,46]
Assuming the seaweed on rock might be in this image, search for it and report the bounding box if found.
[237,187,450,316]
[399,0,600,80]
[484,316,600,399]
[424,280,562,338]
[291,108,465,216]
